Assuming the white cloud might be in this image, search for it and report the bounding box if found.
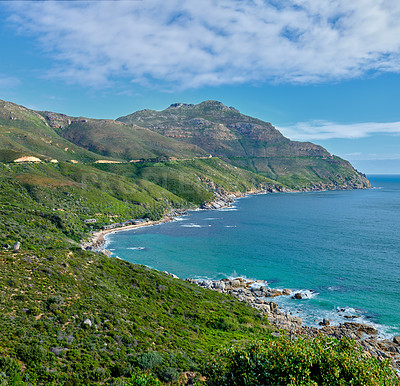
[6,0,400,88]
[277,120,400,140]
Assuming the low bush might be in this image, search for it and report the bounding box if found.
[204,336,399,385]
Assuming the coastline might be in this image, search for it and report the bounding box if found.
[79,183,400,370]
[81,215,178,254]
[189,277,400,371]
[81,179,372,253]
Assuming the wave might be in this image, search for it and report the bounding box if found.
[291,289,319,299]
[126,247,145,250]
[181,223,206,228]
[173,217,187,221]
[224,225,237,228]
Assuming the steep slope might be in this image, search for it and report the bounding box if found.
[118,101,370,189]
[38,111,208,161]
[0,100,107,163]
[0,99,208,163]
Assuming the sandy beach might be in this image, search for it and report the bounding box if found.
[82,216,176,251]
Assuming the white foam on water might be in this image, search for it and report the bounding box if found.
[126,247,145,250]
[224,225,237,228]
[272,295,395,339]
[293,289,319,299]
[173,217,186,221]
[218,207,238,211]
[181,223,204,228]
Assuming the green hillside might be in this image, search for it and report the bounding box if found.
[38,111,207,161]
[0,98,392,385]
[118,101,370,188]
[0,100,108,163]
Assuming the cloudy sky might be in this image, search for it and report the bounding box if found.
[1,0,400,173]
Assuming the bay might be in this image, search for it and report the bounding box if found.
[106,175,400,337]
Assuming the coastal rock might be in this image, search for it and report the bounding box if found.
[212,281,225,290]
[268,302,278,311]
[293,292,303,299]
[163,271,179,279]
[13,241,20,251]
[393,336,400,345]
[319,318,331,326]
[189,276,400,372]
[231,279,241,288]
[268,289,283,297]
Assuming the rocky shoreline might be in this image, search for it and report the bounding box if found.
[79,184,400,370]
[200,180,370,210]
[187,277,400,372]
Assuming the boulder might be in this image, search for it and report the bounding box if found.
[268,302,278,311]
[293,292,303,299]
[231,279,241,288]
[13,241,20,252]
[359,325,378,336]
[83,319,92,328]
[282,289,291,295]
[319,318,331,326]
[269,289,283,297]
[393,336,400,345]
[213,281,225,290]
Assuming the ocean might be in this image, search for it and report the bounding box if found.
[106,175,400,338]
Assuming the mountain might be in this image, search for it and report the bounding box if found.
[118,100,370,189]
[0,100,107,163]
[0,98,370,195]
[0,99,207,163]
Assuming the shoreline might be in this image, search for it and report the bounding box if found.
[78,183,400,366]
[81,215,179,253]
[188,277,400,371]
[81,181,371,252]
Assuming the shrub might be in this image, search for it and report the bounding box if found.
[204,336,400,385]
[0,356,21,378]
[129,371,162,386]
[207,317,236,331]
[136,352,163,371]
[157,367,180,383]
[16,343,49,366]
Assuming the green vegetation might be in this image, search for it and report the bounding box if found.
[118,101,370,188]
[204,338,399,385]
[0,158,273,249]
[0,248,274,384]
[0,98,386,384]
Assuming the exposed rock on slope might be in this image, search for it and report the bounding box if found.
[118,101,370,189]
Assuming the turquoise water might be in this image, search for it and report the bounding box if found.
[106,175,400,337]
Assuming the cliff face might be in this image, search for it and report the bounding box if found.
[118,101,370,189]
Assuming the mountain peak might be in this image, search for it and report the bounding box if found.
[167,103,195,109]
[166,101,239,113]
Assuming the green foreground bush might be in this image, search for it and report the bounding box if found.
[204,336,399,386]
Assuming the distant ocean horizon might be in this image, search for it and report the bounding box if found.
[106,175,400,338]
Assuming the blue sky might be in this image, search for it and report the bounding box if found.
[1,1,400,173]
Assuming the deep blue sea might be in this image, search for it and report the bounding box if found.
[106,175,400,337]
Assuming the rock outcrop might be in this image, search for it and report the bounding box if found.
[188,277,400,371]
